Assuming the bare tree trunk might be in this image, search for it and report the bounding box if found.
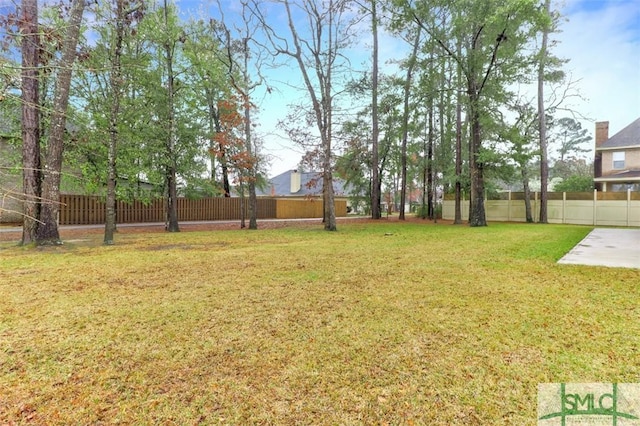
[37,0,85,245]
[246,143,257,230]
[242,37,258,230]
[421,119,428,218]
[105,122,118,244]
[399,28,421,220]
[239,184,246,228]
[247,165,257,229]
[323,150,337,231]
[436,70,447,223]
[427,105,434,219]
[104,0,127,245]
[206,92,217,182]
[468,89,486,227]
[220,147,231,197]
[323,1,336,231]
[454,93,463,224]
[538,0,551,224]
[370,0,380,219]
[399,121,408,220]
[522,168,533,223]
[163,0,179,232]
[20,0,41,245]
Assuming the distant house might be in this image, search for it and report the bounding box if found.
[257,169,351,198]
[594,118,640,192]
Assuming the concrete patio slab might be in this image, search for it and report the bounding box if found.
[558,228,640,269]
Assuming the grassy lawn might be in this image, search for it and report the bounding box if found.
[1,221,639,424]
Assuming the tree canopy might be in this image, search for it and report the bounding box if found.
[0,0,589,237]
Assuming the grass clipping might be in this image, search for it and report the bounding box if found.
[1,222,639,425]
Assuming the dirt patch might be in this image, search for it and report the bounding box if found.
[0,216,449,243]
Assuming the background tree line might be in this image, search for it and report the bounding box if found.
[0,0,593,244]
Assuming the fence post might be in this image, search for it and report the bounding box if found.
[507,190,511,222]
[562,191,566,224]
[593,189,598,226]
[627,188,631,227]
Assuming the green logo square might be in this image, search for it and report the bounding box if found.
[538,383,640,425]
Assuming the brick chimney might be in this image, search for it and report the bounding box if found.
[594,121,608,187]
[595,121,609,147]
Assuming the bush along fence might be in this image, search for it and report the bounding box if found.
[57,195,347,226]
[443,190,640,227]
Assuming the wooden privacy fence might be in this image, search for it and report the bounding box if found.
[443,190,640,227]
[58,195,347,225]
[276,197,348,219]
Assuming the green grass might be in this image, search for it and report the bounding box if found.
[1,222,639,425]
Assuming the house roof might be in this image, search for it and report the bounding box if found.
[257,170,351,197]
[594,169,640,182]
[598,117,640,150]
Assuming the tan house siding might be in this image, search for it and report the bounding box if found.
[600,148,640,176]
[593,118,640,192]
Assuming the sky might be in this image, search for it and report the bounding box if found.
[553,0,640,141]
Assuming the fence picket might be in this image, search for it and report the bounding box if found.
[442,191,640,227]
[54,196,346,226]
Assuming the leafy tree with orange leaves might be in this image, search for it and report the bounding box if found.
[211,97,258,227]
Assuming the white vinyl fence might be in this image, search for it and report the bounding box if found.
[443,190,640,227]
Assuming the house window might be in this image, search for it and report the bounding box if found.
[612,152,625,169]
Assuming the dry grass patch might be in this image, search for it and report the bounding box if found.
[1,222,639,424]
